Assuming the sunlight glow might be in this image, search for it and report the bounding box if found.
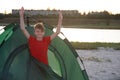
[0,0,120,14]
[0,27,5,35]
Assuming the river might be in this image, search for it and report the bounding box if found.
[57,28,120,43]
[1,26,120,43]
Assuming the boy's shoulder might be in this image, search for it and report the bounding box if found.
[43,36,51,40]
[43,36,51,44]
[28,35,36,42]
[29,35,35,39]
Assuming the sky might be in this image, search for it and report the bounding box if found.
[0,0,120,14]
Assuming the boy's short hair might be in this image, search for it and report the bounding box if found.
[34,23,45,32]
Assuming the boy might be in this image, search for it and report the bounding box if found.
[19,7,63,80]
[19,7,63,65]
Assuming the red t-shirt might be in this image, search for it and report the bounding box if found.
[28,36,51,65]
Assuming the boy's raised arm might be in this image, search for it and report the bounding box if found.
[19,7,30,39]
[50,11,63,40]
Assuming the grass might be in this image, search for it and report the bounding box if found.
[81,56,112,62]
[70,42,120,50]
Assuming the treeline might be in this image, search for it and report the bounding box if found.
[0,13,19,19]
[82,11,120,19]
[0,10,120,19]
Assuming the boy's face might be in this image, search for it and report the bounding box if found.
[34,28,45,38]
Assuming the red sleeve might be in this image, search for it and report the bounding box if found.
[28,36,35,44]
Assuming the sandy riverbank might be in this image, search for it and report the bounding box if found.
[77,48,120,80]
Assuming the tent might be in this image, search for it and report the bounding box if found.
[0,23,89,80]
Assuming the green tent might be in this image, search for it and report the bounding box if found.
[0,23,89,80]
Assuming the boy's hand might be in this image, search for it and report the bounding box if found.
[19,7,30,39]
[19,7,24,17]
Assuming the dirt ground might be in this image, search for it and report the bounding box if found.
[77,48,120,80]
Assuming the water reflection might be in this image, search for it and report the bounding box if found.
[0,26,4,34]
[60,28,120,43]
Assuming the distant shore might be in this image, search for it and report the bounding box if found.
[0,18,120,29]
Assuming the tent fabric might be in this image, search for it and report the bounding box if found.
[28,56,63,80]
[0,23,89,80]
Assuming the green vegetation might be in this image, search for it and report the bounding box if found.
[70,42,120,50]
[81,56,112,62]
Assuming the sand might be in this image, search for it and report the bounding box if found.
[77,48,120,80]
